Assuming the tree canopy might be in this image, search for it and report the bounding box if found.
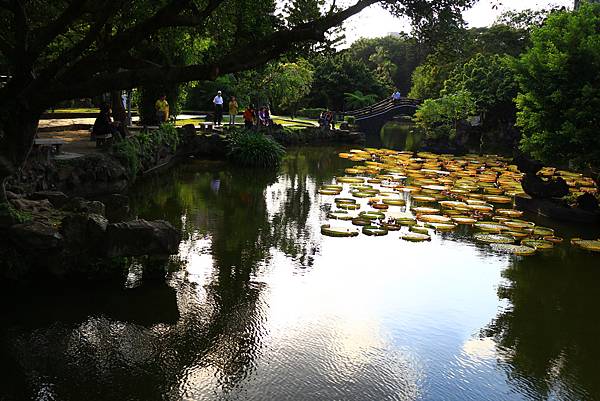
[515,3,600,171]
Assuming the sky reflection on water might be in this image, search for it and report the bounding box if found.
[2,147,600,401]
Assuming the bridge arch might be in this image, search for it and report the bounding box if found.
[342,98,420,136]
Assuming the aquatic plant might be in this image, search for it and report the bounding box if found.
[227,130,285,168]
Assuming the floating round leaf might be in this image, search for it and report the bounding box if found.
[474,233,515,244]
[401,232,431,242]
[335,197,356,204]
[452,216,478,224]
[352,217,372,226]
[489,243,536,256]
[439,200,467,209]
[383,223,402,231]
[336,176,365,184]
[504,220,535,230]
[571,238,600,252]
[337,203,361,210]
[522,239,554,250]
[352,192,372,198]
[319,189,341,195]
[359,211,386,220]
[412,206,441,214]
[496,209,524,218]
[327,211,355,221]
[382,198,406,206]
[412,195,437,203]
[474,222,506,233]
[533,226,554,236]
[362,225,389,236]
[544,236,563,244]
[426,222,457,232]
[484,195,513,204]
[372,203,389,210]
[322,184,343,191]
[321,224,359,237]
[506,230,531,239]
[410,225,430,234]
[418,214,452,224]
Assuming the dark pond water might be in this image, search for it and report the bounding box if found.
[2,147,600,401]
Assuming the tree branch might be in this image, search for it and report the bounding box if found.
[40,0,380,103]
[26,0,91,63]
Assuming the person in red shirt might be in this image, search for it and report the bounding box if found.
[243,105,255,129]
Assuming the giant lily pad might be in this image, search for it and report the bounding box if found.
[571,238,600,252]
[362,225,389,236]
[489,243,536,255]
[321,225,359,237]
[401,232,431,242]
[474,233,515,244]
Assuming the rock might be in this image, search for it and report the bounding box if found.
[576,193,599,211]
[105,219,181,257]
[339,122,350,130]
[10,198,54,213]
[11,221,64,250]
[60,213,108,249]
[5,191,22,200]
[62,197,106,216]
[521,174,569,199]
[28,191,69,208]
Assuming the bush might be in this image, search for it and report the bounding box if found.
[112,123,181,177]
[344,115,356,124]
[297,108,327,119]
[227,129,285,168]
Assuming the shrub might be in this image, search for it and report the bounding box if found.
[344,115,356,124]
[112,123,181,177]
[297,108,327,119]
[227,129,285,168]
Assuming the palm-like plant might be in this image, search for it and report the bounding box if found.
[344,90,378,110]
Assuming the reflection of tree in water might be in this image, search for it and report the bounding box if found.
[30,146,345,399]
[484,250,600,400]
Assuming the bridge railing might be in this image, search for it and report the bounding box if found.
[341,97,420,119]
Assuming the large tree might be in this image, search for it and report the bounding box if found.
[515,3,600,171]
[0,0,474,202]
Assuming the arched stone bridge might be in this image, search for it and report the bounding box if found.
[341,97,421,135]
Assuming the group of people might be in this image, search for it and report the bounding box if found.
[318,111,335,129]
[92,102,126,140]
[214,91,274,128]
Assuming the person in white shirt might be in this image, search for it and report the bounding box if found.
[213,90,224,126]
[392,90,401,101]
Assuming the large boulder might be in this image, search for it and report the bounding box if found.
[10,221,64,250]
[60,213,108,251]
[61,197,106,215]
[28,190,69,208]
[105,219,180,257]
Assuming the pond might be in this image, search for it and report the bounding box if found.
[2,147,600,401]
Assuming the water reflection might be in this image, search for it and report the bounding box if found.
[2,147,600,400]
[485,250,600,400]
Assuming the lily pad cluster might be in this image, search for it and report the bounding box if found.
[318,148,600,255]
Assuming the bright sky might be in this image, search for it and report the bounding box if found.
[342,0,572,45]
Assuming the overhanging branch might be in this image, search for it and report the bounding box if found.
[41,0,380,103]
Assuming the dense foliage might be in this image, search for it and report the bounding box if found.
[414,90,475,139]
[227,130,286,168]
[515,3,600,170]
[113,124,181,177]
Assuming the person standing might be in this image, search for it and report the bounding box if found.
[155,94,169,124]
[213,90,224,126]
[243,105,255,128]
[392,89,402,101]
[228,96,238,126]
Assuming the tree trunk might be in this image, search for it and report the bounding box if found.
[0,99,43,203]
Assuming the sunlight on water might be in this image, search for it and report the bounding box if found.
[1,147,599,401]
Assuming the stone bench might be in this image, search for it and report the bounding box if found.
[95,133,113,147]
[33,138,65,154]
